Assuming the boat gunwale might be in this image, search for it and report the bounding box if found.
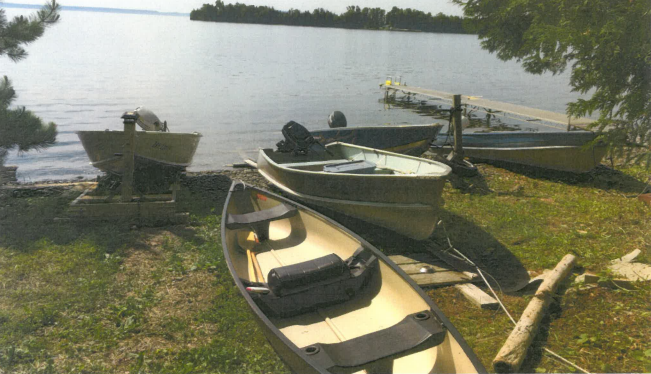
[257,168,440,209]
[261,142,452,179]
[220,181,487,374]
[432,145,607,152]
[75,130,203,137]
[311,123,443,131]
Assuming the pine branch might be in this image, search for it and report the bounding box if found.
[0,76,17,108]
[0,1,60,62]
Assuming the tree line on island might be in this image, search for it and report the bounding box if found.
[190,1,470,34]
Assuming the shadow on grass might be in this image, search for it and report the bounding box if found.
[308,205,531,293]
[0,188,208,254]
[476,162,648,194]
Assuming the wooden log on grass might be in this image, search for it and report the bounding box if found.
[493,254,576,373]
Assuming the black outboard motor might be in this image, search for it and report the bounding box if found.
[328,111,347,128]
[276,121,326,155]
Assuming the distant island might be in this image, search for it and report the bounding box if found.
[190,1,471,34]
[1,3,189,17]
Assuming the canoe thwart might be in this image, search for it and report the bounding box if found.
[301,310,446,369]
[248,249,378,318]
[226,201,298,240]
[225,202,298,229]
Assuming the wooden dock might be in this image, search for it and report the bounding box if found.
[384,83,593,130]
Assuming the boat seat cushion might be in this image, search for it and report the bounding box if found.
[251,248,378,318]
[323,160,376,174]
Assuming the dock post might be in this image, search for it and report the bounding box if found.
[450,94,464,162]
[121,111,138,202]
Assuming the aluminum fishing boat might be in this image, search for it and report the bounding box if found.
[77,107,201,176]
[311,124,442,156]
[256,141,451,240]
[430,131,606,172]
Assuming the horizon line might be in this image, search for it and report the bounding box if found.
[0,2,190,16]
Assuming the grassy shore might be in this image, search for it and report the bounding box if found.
[0,163,649,373]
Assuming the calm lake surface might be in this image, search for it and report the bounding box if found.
[1,9,585,181]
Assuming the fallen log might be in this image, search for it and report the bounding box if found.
[493,254,576,373]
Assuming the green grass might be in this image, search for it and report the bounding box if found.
[0,191,286,373]
[0,163,650,373]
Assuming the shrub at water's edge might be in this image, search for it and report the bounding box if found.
[190,2,471,34]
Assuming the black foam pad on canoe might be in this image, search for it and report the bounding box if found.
[302,310,447,369]
[267,254,349,296]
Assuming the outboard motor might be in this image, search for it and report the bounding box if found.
[328,111,347,128]
[276,121,326,155]
[134,106,168,132]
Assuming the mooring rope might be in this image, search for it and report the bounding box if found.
[437,220,591,374]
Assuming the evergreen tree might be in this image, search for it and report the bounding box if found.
[0,1,60,166]
[454,0,651,165]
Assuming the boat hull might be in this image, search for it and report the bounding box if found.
[221,182,486,373]
[256,143,451,240]
[76,130,201,175]
[258,167,440,240]
[431,131,606,172]
[311,124,442,156]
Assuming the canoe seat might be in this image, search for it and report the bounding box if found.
[250,248,378,318]
[225,202,298,241]
[301,310,447,369]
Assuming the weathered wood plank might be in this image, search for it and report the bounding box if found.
[611,249,642,264]
[397,262,456,275]
[388,254,447,266]
[454,283,499,310]
[78,194,173,204]
[389,254,473,286]
[409,272,473,287]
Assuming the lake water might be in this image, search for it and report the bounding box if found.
[1,8,585,181]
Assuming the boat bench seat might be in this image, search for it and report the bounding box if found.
[301,310,447,369]
[250,248,378,318]
[281,159,349,168]
[323,160,377,174]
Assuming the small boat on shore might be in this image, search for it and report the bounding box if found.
[311,124,442,156]
[77,107,201,176]
[256,138,451,240]
[222,181,486,374]
[430,130,606,172]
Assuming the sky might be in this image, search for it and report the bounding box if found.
[5,0,465,16]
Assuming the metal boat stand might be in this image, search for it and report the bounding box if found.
[65,112,188,226]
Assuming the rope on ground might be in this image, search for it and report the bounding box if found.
[436,220,591,374]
